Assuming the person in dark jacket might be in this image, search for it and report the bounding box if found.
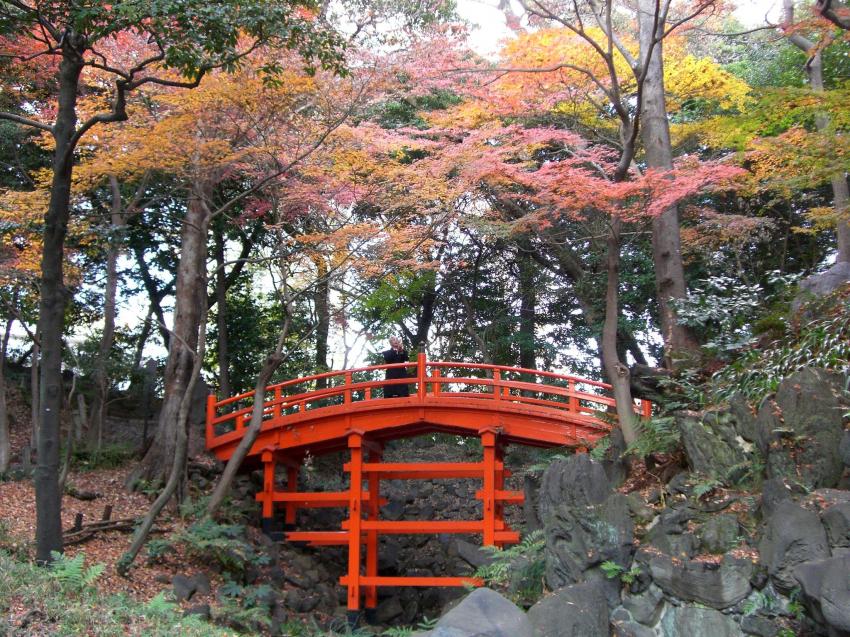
[382,336,410,398]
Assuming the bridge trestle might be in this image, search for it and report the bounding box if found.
[255,428,525,617]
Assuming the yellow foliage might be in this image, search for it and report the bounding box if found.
[664,54,751,113]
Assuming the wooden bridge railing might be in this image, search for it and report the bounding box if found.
[206,351,652,448]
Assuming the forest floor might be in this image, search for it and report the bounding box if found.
[0,385,226,624]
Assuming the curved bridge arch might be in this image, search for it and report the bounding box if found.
[205,352,650,618]
[205,352,649,462]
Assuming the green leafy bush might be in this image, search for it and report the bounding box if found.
[711,292,850,401]
[626,416,681,458]
[168,519,269,579]
[474,530,546,607]
[48,551,105,593]
[671,272,801,359]
[0,550,229,636]
[601,560,642,585]
[70,443,137,470]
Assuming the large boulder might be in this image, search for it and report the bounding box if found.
[417,588,533,637]
[621,583,664,625]
[759,500,831,592]
[757,368,848,489]
[538,454,610,522]
[822,502,850,549]
[819,553,850,633]
[544,492,634,603]
[795,553,850,634]
[698,514,742,554]
[644,504,698,560]
[791,261,850,313]
[677,411,749,481]
[660,604,744,637]
[840,431,850,469]
[637,549,754,610]
[527,580,609,637]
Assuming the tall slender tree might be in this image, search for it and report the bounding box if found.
[0,0,343,563]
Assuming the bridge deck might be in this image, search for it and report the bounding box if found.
[205,353,648,617]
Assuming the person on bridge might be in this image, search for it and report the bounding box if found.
[382,336,410,398]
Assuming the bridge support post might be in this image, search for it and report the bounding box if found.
[365,444,383,617]
[481,431,497,547]
[495,442,506,547]
[285,462,299,529]
[260,449,276,535]
[346,432,364,616]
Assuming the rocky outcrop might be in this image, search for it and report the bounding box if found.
[637,549,754,609]
[527,580,609,637]
[677,410,749,480]
[756,368,848,489]
[791,261,850,313]
[415,588,533,637]
[759,500,831,592]
[660,604,743,637]
[541,456,634,605]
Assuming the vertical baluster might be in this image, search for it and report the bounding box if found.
[344,372,352,405]
[569,379,579,413]
[273,386,282,419]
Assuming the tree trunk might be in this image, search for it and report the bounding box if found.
[214,229,231,397]
[131,305,153,372]
[638,0,701,366]
[128,180,212,489]
[35,40,85,563]
[600,218,637,445]
[517,245,536,371]
[30,341,38,454]
[89,175,126,450]
[313,256,330,389]
[205,348,286,517]
[131,243,172,346]
[784,0,850,262]
[118,298,208,576]
[0,316,13,474]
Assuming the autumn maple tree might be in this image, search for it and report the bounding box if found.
[0,0,345,563]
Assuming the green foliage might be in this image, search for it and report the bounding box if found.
[600,560,641,585]
[692,476,723,499]
[70,442,136,471]
[372,90,463,129]
[525,447,574,474]
[787,588,806,622]
[742,588,781,616]
[671,272,801,360]
[474,530,546,606]
[167,519,269,579]
[589,437,611,462]
[212,588,273,632]
[381,618,438,637]
[207,274,314,395]
[711,292,850,401]
[0,550,229,636]
[625,416,681,458]
[48,551,105,593]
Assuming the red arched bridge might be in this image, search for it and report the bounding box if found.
[206,351,650,616]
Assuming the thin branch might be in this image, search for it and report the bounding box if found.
[0,112,53,133]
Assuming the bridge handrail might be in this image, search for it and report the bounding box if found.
[207,353,650,448]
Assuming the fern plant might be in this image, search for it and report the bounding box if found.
[48,551,105,594]
[600,560,641,585]
[625,416,681,458]
[144,591,179,618]
[474,530,546,606]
